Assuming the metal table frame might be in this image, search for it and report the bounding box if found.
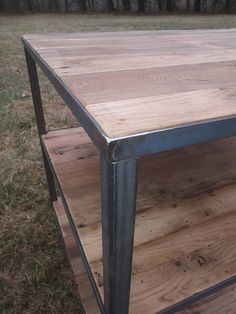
[23,37,236,314]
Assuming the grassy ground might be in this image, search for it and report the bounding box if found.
[1,13,236,314]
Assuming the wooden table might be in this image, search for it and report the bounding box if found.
[22,29,236,314]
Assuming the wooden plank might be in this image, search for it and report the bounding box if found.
[43,127,236,313]
[61,61,236,104]
[23,30,236,139]
[86,85,236,137]
[23,29,236,40]
[49,50,236,75]
[23,29,236,51]
[54,188,236,314]
[177,285,236,313]
[132,213,236,313]
[55,196,236,314]
[54,199,236,314]
[31,41,236,75]
[92,210,236,314]
[53,198,100,314]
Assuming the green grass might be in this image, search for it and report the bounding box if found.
[1,13,236,313]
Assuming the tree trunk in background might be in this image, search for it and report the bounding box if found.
[229,0,236,11]
[194,0,201,12]
[225,0,233,10]
[107,0,115,11]
[186,0,190,11]
[158,0,164,10]
[81,0,87,11]
[210,0,218,13]
[65,0,69,12]
[3,0,19,12]
[122,0,131,11]
[87,0,94,11]
[30,0,39,13]
[0,0,5,11]
[166,0,174,10]
[49,0,59,12]
[27,0,32,12]
[138,0,145,12]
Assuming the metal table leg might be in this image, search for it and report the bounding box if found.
[24,48,57,203]
[101,157,138,314]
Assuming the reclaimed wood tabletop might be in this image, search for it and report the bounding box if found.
[22,29,236,164]
[23,29,236,139]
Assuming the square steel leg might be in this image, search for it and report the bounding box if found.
[24,48,57,202]
[101,157,138,314]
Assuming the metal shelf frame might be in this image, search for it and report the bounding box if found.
[23,39,236,314]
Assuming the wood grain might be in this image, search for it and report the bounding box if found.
[178,284,236,314]
[43,127,236,313]
[23,29,236,139]
[53,198,100,314]
[86,85,236,137]
[54,196,236,314]
[61,61,236,104]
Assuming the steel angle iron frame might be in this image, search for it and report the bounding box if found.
[23,36,236,314]
[24,47,105,313]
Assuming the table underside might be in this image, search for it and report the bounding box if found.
[23,29,236,140]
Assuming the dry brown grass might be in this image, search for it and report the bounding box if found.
[1,13,236,314]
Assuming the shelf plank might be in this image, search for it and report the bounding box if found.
[54,198,236,314]
[53,198,100,314]
[54,196,236,314]
[54,197,236,314]
[178,284,236,313]
[43,127,236,313]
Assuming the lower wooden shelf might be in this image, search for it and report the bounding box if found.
[43,127,236,313]
[54,197,236,314]
[54,196,236,314]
